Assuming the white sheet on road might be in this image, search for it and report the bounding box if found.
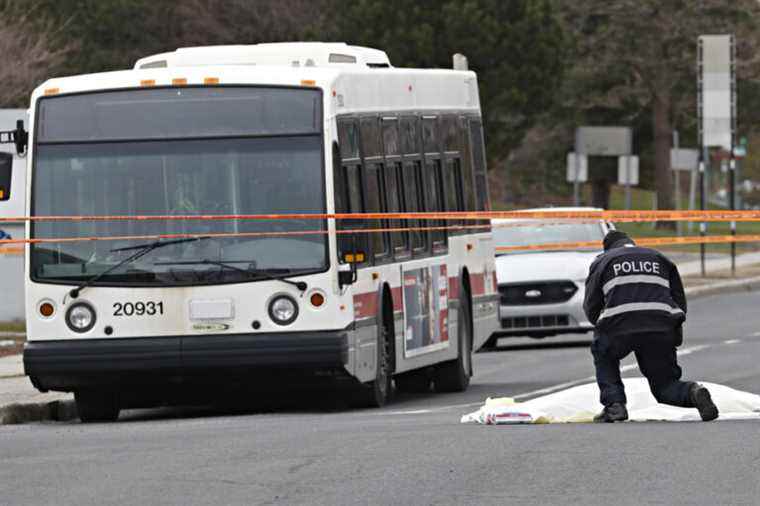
[461,378,760,424]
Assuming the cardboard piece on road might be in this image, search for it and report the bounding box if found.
[460,377,760,424]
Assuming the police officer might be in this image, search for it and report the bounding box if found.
[584,230,719,422]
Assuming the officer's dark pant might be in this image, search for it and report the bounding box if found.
[591,331,694,407]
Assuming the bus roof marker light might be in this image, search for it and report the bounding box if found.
[172,77,187,86]
[203,77,219,85]
[44,88,59,96]
[140,79,156,87]
[301,79,317,86]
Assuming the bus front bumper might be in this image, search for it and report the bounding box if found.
[24,331,349,392]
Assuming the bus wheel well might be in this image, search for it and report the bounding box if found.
[382,282,397,374]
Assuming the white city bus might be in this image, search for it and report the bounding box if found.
[7,43,499,421]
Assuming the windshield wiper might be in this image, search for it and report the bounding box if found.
[154,259,308,292]
[68,237,209,299]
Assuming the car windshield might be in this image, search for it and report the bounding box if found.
[492,221,605,253]
[31,87,327,286]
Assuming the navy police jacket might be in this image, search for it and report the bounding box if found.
[583,245,687,338]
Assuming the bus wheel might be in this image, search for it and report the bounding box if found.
[351,314,393,408]
[75,390,120,423]
[434,295,472,392]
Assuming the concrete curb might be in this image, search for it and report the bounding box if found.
[0,399,77,425]
[684,275,760,299]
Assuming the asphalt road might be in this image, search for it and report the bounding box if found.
[3,290,760,505]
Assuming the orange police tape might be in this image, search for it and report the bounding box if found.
[3,209,760,223]
[495,234,760,253]
[1,215,760,252]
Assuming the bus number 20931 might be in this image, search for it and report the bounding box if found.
[113,301,164,317]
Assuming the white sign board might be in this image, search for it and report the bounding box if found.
[699,35,733,151]
[576,126,632,156]
[566,152,588,183]
[617,156,639,186]
[670,148,699,171]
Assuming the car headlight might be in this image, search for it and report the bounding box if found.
[66,302,96,333]
[268,295,298,325]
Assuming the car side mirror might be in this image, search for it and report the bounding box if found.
[0,152,12,201]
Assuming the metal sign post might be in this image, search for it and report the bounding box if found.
[699,156,706,277]
[566,152,588,205]
[671,145,700,236]
[730,158,736,275]
[617,155,639,210]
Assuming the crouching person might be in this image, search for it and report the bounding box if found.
[583,230,719,422]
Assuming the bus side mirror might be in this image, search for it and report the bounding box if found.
[0,152,12,201]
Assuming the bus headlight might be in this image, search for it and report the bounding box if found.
[66,302,96,333]
[268,295,298,325]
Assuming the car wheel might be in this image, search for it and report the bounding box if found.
[75,390,120,423]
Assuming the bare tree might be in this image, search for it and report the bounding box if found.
[155,0,326,49]
[0,4,77,107]
[560,0,760,218]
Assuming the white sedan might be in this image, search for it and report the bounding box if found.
[484,208,614,348]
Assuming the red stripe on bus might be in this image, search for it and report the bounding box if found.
[391,286,403,312]
[470,272,486,296]
[448,276,460,300]
[353,292,377,320]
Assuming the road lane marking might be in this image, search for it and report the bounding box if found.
[723,339,741,345]
[676,344,711,356]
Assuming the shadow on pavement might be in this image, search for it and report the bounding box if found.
[481,340,591,353]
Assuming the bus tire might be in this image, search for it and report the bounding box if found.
[351,309,393,408]
[75,390,120,423]
[434,293,472,393]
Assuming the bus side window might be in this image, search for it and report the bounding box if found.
[382,118,409,257]
[332,142,347,214]
[442,115,463,233]
[444,158,464,227]
[402,161,425,253]
[423,116,446,252]
[337,120,368,262]
[468,118,490,230]
[365,163,389,261]
[459,116,476,214]
[360,116,390,261]
[400,116,427,256]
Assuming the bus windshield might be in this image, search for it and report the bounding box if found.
[31,87,327,286]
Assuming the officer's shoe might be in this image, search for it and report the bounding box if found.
[689,383,719,421]
[593,402,628,423]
